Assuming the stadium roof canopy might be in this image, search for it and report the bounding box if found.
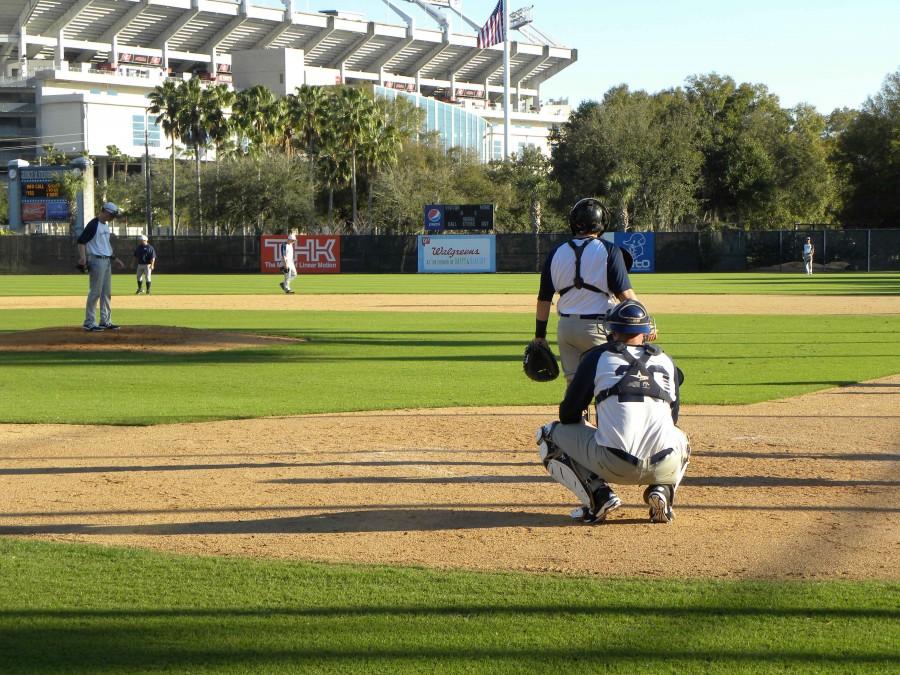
[0,0,576,95]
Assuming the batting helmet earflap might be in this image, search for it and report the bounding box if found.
[568,198,609,236]
[604,299,654,335]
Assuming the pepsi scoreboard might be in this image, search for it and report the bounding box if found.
[18,166,69,223]
[424,204,494,231]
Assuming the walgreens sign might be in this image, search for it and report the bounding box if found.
[260,235,341,274]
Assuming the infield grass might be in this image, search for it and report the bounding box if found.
[0,539,897,674]
[0,309,898,424]
[1,272,899,296]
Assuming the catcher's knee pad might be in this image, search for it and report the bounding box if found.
[546,457,593,509]
[535,422,562,466]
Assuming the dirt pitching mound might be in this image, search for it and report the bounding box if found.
[0,326,304,353]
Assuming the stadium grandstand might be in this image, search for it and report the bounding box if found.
[0,0,576,172]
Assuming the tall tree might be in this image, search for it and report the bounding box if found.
[834,69,900,227]
[329,87,377,226]
[147,78,184,234]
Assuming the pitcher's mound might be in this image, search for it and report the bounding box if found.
[0,326,304,352]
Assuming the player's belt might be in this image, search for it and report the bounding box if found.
[89,254,114,259]
[559,313,605,319]
[605,446,674,466]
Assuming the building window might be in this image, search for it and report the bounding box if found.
[132,114,161,148]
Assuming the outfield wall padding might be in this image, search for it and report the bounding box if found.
[1,230,897,274]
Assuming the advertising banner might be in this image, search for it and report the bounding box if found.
[613,231,656,273]
[417,234,496,273]
[259,235,341,274]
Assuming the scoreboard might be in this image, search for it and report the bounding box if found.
[424,204,494,231]
[19,167,69,223]
[23,181,62,199]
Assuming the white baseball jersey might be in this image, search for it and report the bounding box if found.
[281,242,296,270]
[560,343,686,460]
[77,217,114,257]
[538,237,631,316]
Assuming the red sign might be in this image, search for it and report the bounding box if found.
[21,202,46,222]
[260,235,341,274]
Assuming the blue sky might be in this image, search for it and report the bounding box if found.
[269,0,899,113]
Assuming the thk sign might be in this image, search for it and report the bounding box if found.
[260,235,341,274]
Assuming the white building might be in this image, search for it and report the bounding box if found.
[0,0,576,170]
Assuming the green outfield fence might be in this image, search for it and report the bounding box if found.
[1,230,898,274]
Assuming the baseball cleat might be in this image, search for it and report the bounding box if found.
[570,493,622,524]
[279,282,287,293]
[135,289,142,294]
[83,324,105,332]
[99,322,120,330]
[647,489,673,523]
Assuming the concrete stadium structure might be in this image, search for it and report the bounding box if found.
[0,0,576,172]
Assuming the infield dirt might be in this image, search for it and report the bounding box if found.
[0,292,897,580]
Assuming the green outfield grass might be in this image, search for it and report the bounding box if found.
[1,272,899,296]
[0,309,898,424]
[0,539,897,674]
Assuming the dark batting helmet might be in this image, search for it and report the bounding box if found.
[604,299,654,335]
[568,198,609,236]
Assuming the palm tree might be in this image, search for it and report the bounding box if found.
[287,84,329,170]
[148,78,184,234]
[330,87,377,225]
[606,168,638,231]
[360,117,402,224]
[205,84,235,235]
[232,85,281,156]
[176,76,225,236]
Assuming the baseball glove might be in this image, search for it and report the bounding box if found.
[523,340,560,382]
[76,262,88,273]
[279,266,288,273]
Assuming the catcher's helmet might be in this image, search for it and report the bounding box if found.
[568,198,609,236]
[604,299,653,335]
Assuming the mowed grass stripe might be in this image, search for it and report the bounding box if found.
[0,539,896,674]
[0,309,898,424]
[1,272,898,296]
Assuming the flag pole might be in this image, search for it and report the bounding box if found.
[502,0,510,159]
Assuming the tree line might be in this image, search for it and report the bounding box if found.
[94,66,900,234]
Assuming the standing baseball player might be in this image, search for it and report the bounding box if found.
[531,198,643,384]
[77,202,125,331]
[802,236,815,275]
[536,300,690,524]
[279,233,297,294]
[133,234,156,295]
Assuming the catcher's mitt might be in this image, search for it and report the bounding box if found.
[523,340,560,382]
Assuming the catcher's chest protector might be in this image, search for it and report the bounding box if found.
[597,345,669,403]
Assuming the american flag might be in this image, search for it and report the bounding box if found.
[477,0,505,49]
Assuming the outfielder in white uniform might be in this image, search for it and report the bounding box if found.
[280,234,297,294]
[802,237,815,275]
[536,300,691,524]
[531,198,642,384]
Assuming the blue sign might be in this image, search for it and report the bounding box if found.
[614,231,655,273]
[424,204,445,230]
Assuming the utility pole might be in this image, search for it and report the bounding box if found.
[144,123,153,237]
